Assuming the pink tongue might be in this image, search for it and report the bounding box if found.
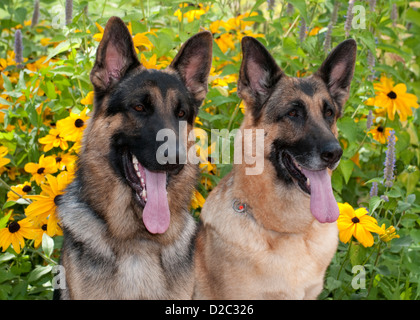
[142,169,170,234]
[300,168,339,223]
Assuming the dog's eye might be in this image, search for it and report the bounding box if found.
[177,110,186,118]
[325,109,333,117]
[133,105,146,113]
[288,110,298,117]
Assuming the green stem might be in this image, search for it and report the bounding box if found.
[337,239,353,280]
[367,241,383,295]
[28,247,58,265]
[227,100,241,132]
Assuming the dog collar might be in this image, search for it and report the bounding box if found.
[232,200,247,213]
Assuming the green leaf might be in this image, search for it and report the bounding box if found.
[0,211,12,229]
[250,0,266,14]
[2,201,16,211]
[350,242,368,267]
[42,233,54,258]
[45,40,79,63]
[287,0,309,23]
[369,196,382,215]
[45,81,57,100]
[339,159,354,184]
[28,265,52,283]
[406,8,420,26]
[1,73,13,91]
[0,252,15,264]
[326,277,342,291]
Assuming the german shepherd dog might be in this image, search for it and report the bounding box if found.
[194,37,356,299]
[55,17,212,299]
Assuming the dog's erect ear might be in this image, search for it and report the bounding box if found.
[90,17,141,93]
[169,31,213,107]
[316,39,357,113]
[238,36,283,119]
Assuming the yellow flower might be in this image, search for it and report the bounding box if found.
[40,37,52,46]
[368,76,419,121]
[38,127,69,152]
[209,20,230,34]
[7,181,32,202]
[57,108,89,142]
[80,91,94,105]
[140,54,168,70]
[93,21,153,54]
[93,22,104,42]
[25,172,70,233]
[0,218,37,254]
[308,26,321,36]
[191,189,206,209]
[195,117,203,126]
[379,224,400,243]
[25,56,50,74]
[239,100,246,114]
[32,218,63,248]
[0,145,11,169]
[174,3,208,23]
[224,12,258,32]
[132,32,153,54]
[368,125,397,144]
[337,202,384,247]
[53,152,77,171]
[24,155,58,185]
[215,33,235,53]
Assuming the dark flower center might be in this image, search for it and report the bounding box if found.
[387,91,397,99]
[55,156,62,162]
[377,126,384,133]
[8,221,20,233]
[75,119,84,128]
[22,185,32,193]
[351,217,360,224]
[41,224,47,231]
[37,167,45,174]
[54,195,62,206]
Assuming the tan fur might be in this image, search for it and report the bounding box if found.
[194,79,341,300]
[194,128,338,300]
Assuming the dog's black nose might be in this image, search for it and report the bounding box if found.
[320,142,343,166]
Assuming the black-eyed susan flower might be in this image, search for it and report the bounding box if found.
[366,76,419,122]
[25,172,70,232]
[57,108,89,142]
[33,217,63,248]
[7,181,32,202]
[368,125,396,144]
[0,218,37,254]
[53,152,77,171]
[337,202,384,247]
[38,127,69,152]
[24,155,57,185]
